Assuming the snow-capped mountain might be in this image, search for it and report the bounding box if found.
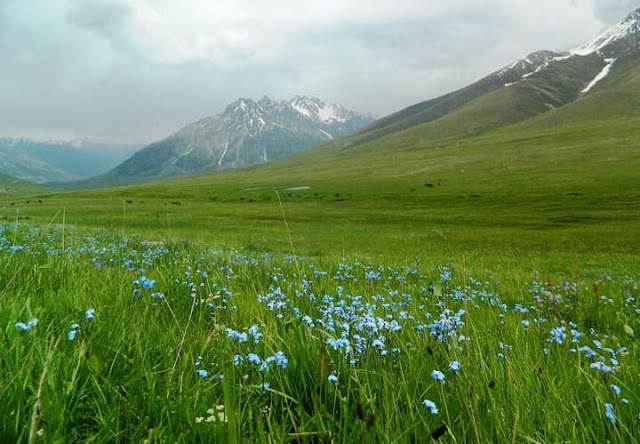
[571,8,640,57]
[89,96,374,185]
[496,8,640,91]
[358,8,640,145]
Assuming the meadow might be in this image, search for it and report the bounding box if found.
[1,223,639,443]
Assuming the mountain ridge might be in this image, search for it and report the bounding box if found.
[71,95,374,188]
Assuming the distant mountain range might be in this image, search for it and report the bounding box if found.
[0,138,138,184]
[75,96,375,187]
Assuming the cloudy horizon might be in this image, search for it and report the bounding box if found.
[0,0,636,145]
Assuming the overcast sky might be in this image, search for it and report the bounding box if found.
[0,0,636,145]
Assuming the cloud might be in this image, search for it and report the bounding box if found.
[592,0,637,23]
[0,0,632,144]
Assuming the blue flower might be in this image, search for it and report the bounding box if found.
[70,323,80,330]
[140,276,155,289]
[248,325,264,344]
[85,309,95,321]
[272,351,288,370]
[547,327,567,345]
[422,399,438,415]
[14,322,29,332]
[327,373,338,384]
[448,361,461,373]
[431,370,446,384]
[590,362,616,374]
[196,369,208,379]
[246,353,261,365]
[233,355,244,366]
[15,318,39,332]
[578,346,597,359]
[610,384,622,396]
[67,330,78,341]
[226,328,249,343]
[605,403,616,425]
[521,320,530,328]
[260,382,270,391]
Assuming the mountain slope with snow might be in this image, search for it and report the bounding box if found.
[75,96,373,187]
[334,8,640,150]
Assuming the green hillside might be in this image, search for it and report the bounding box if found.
[0,173,49,196]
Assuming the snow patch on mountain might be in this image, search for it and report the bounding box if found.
[288,95,352,123]
[318,128,334,140]
[581,59,617,93]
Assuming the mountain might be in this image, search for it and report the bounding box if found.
[0,138,138,183]
[79,96,374,187]
[332,9,640,151]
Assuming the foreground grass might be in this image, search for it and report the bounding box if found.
[1,225,639,442]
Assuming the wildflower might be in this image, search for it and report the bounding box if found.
[327,373,338,384]
[422,399,438,415]
[226,328,248,343]
[140,276,155,289]
[195,356,203,367]
[196,369,208,379]
[547,326,567,345]
[260,382,270,391]
[431,370,446,384]
[272,351,288,370]
[233,355,244,366]
[15,318,39,332]
[448,361,461,373]
[14,322,29,332]
[85,309,95,321]
[246,353,261,365]
[610,384,622,397]
[605,403,616,425]
[521,320,530,328]
[67,330,78,341]
[578,346,597,359]
[590,362,616,374]
[248,325,263,344]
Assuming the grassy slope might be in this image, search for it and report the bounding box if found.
[0,173,49,196]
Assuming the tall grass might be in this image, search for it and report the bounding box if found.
[1,225,638,442]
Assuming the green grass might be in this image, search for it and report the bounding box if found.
[1,226,639,442]
[0,173,49,197]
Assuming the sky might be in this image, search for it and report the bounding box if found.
[0,0,636,145]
